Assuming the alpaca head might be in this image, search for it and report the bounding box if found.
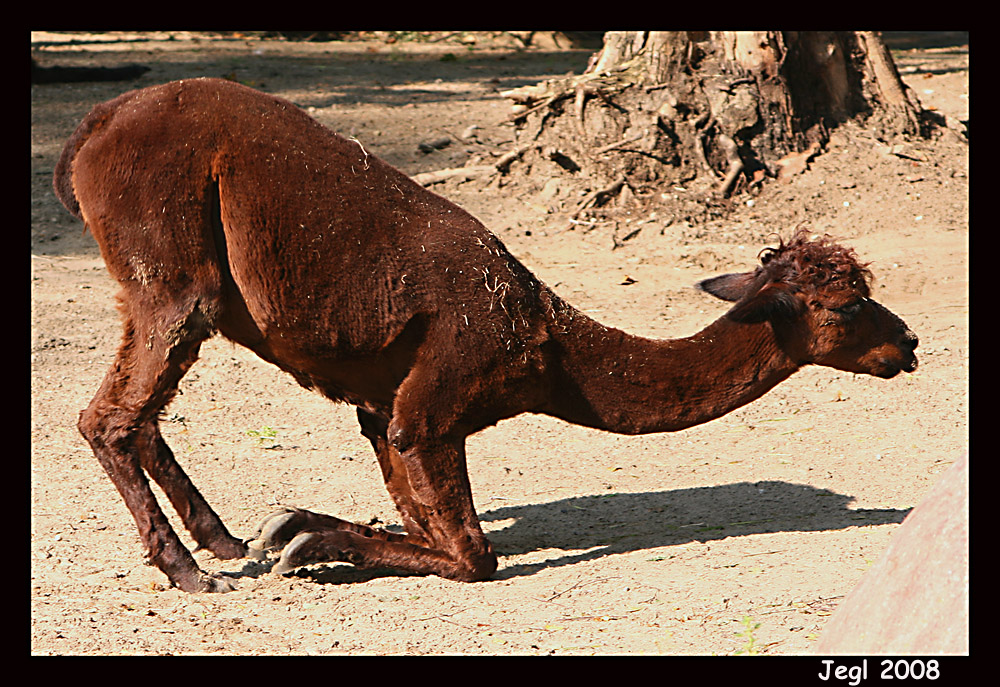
[698,230,918,378]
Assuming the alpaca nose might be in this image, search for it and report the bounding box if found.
[900,328,919,373]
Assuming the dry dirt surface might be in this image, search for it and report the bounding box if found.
[30,32,968,656]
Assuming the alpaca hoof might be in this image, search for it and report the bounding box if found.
[245,507,301,553]
[247,542,270,561]
[197,573,239,593]
[272,532,321,575]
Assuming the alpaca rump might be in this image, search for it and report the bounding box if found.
[56,78,918,592]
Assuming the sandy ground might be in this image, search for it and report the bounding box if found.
[30,32,968,655]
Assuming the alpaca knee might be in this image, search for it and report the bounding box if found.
[455,550,497,581]
[78,403,116,449]
[450,539,498,581]
[78,400,135,449]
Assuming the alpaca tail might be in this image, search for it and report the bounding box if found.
[53,98,122,221]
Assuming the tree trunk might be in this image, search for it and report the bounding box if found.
[502,31,928,202]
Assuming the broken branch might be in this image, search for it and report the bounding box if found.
[412,165,496,186]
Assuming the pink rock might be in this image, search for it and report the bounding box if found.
[816,451,968,655]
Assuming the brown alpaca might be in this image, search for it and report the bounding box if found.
[54,78,919,593]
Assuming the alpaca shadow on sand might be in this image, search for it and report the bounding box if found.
[261,481,909,585]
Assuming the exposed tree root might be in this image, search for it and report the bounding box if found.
[493,31,940,210]
[571,177,626,220]
[717,133,743,198]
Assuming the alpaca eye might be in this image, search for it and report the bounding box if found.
[833,302,863,316]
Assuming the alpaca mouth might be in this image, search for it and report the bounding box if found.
[876,353,918,378]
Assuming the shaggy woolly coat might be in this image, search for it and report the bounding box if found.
[54,78,918,591]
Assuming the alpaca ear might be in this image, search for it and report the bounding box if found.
[725,282,803,324]
[697,272,757,302]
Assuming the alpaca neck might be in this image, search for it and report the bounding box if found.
[540,293,801,434]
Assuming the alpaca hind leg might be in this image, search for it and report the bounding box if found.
[78,303,235,592]
[137,422,246,559]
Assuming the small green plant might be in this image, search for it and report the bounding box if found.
[246,426,278,446]
[734,615,762,655]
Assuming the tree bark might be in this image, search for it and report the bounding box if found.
[501,31,928,201]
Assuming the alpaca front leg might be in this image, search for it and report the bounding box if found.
[269,528,490,579]
[244,506,409,560]
[248,439,497,582]
[262,518,497,581]
[247,506,441,574]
